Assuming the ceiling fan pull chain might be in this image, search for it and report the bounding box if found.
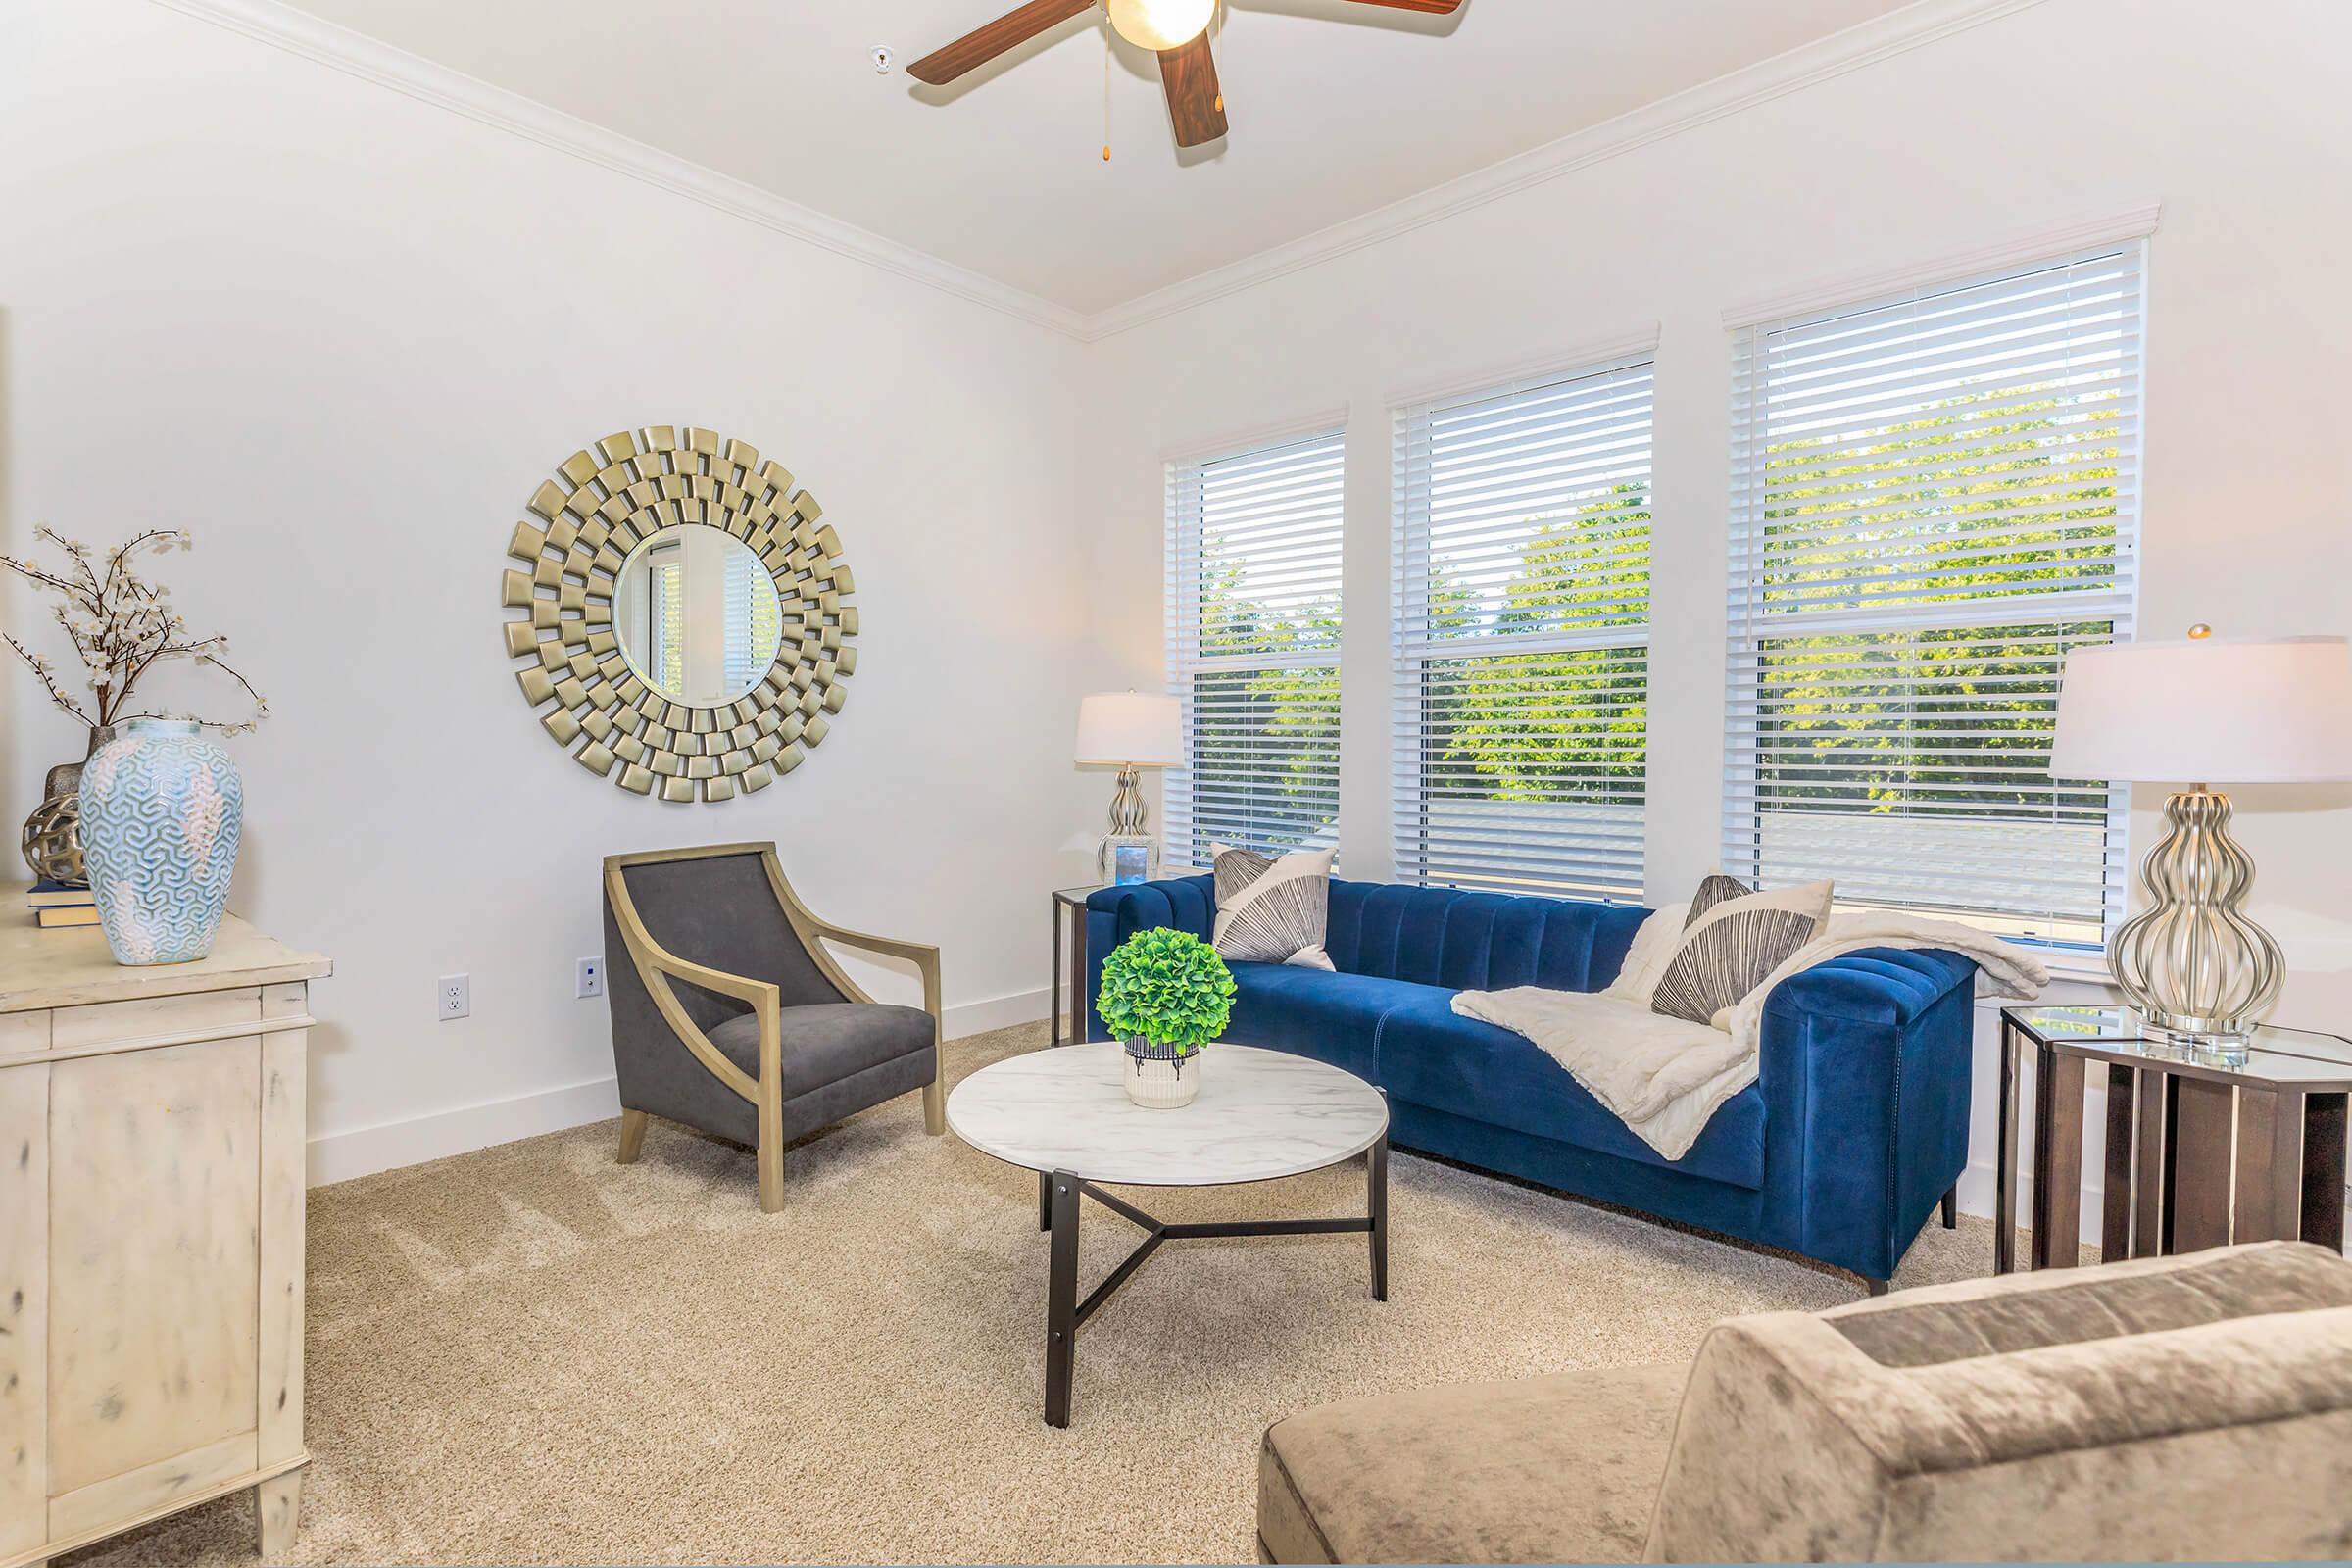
[1102,12,1112,161]
[1213,0,1224,114]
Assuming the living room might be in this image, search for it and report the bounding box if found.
[4,0,2350,1563]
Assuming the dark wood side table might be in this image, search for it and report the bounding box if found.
[1049,885,1105,1045]
[1997,1005,2351,1274]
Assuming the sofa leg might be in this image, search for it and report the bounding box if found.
[1867,1277,1889,1298]
[615,1107,648,1164]
[1942,1185,1959,1229]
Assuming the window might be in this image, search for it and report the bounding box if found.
[1724,245,2144,944]
[1393,358,1654,897]
[1163,428,1346,869]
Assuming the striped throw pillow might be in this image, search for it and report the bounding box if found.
[1649,876,1833,1027]
[1211,844,1336,970]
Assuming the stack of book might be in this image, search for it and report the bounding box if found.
[28,881,99,929]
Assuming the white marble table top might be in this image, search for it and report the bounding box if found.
[947,1043,1389,1187]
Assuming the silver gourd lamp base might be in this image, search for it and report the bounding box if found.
[2111,784,2283,1055]
[1097,763,1151,879]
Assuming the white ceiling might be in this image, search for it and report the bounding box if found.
[268,0,1922,315]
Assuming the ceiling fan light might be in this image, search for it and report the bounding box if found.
[1104,0,1214,52]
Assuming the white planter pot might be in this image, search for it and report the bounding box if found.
[1123,1043,1201,1109]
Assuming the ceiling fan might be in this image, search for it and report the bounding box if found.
[908,0,1464,149]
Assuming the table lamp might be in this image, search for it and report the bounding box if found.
[1075,691,1184,881]
[2052,627,2352,1049]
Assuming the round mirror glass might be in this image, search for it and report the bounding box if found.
[610,527,785,705]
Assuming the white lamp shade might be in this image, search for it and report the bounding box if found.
[2050,635,2352,784]
[1075,691,1184,767]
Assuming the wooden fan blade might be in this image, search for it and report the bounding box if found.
[907,0,1097,85]
[1339,0,1464,10]
[1157,33,1228,148]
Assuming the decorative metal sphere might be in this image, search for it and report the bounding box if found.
[21,791,85,885]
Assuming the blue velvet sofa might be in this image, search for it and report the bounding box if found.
[1085,875,1976,1288]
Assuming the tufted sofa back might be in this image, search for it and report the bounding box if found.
[1328,879,1649,992]
[1119,874,1650,995]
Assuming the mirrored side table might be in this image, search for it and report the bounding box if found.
[1997,1004,2351,1274]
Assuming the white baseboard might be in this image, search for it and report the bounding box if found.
[305,987,1052,1188]
[307,1074,622,1187]
[944,985,1050,1040]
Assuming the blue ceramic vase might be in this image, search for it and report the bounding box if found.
[78,718,244,965]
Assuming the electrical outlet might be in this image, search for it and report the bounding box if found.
[437,973,470,1021]
[576,956,604,1000]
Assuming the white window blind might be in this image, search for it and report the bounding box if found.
[646,545,685,698]
[1164,428,1346,869]
[721,545,782,694]
[1393,357,1653,897]
[1724,244,2144,944]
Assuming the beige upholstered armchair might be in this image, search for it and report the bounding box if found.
[602,843,945,1211]
[1259,1241,2352,1562]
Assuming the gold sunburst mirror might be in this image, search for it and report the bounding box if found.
[501,425,858,802]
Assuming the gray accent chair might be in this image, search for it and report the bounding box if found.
[1258,1241,2352,1562]
[602,843,944,1211]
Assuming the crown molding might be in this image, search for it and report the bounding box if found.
[145,0,1095,341]
[148,0,2050,348]
[1080,0,2053,341]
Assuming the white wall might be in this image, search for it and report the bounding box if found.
[1080,0,2352,1217]
[0,0,1104,1181]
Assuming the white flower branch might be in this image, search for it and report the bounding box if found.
[1,525,269,738]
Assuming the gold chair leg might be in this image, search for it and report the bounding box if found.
[922,1069,946,1136]
[757,1138,785,1212]
[615,1107,649,1164]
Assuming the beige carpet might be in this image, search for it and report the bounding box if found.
[67,1021,2010,1566]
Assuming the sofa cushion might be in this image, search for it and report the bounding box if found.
[1225,962,1435,1084]
[1377,991,1767,1191]
[707,1003,935,1101]
[1258,1362,1686,1564]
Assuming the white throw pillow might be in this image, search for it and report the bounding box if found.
[1210,843,1336,969]
[1602,902,1690,1005]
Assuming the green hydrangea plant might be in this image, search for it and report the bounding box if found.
[1096,927,1236,1055]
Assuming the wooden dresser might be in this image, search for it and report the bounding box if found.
[0,896,328,1568]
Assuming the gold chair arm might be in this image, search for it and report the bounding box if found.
[808,922,946,1135]
[810,924,942,1019]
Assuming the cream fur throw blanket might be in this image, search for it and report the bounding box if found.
[1450,912,2050,1161]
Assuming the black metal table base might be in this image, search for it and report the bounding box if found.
[1037,1133,1389,1428]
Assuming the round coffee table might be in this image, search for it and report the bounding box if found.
[948,1042,1391,1427]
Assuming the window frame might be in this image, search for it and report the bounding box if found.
[1161,424,1348,871]
[1390,353,1657,900]
[1721,241,2147,946]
